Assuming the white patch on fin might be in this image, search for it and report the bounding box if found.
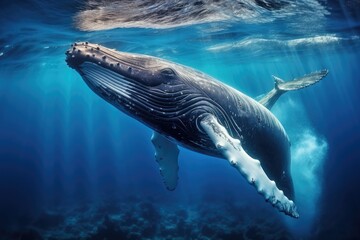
[151,131,179,191]
[200,114,299,218]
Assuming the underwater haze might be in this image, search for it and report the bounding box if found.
[0,0,360,239]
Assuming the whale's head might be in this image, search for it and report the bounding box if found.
[65,42,204,131]
[65,42,181,87]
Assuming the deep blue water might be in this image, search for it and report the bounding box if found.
[0,0,360,239]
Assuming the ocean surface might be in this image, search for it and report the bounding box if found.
[0,0,359,239]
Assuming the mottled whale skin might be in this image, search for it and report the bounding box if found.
[66,42,298,216]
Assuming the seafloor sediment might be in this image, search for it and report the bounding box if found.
[1,198,294,240]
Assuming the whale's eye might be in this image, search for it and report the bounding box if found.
[160,68,176,77]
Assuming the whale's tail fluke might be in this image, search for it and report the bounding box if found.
[259,69,328,109]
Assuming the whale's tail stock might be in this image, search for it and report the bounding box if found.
[259,69,329,109]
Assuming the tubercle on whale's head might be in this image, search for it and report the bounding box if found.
[65,42,179,87]
[65,42,117,69]
[65,42,90,69]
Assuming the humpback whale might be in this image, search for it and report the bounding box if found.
[65,42,328,218]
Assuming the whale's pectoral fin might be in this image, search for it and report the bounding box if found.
[200,114,299,218]
[259,69,328,109]
[151,131,179,191]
